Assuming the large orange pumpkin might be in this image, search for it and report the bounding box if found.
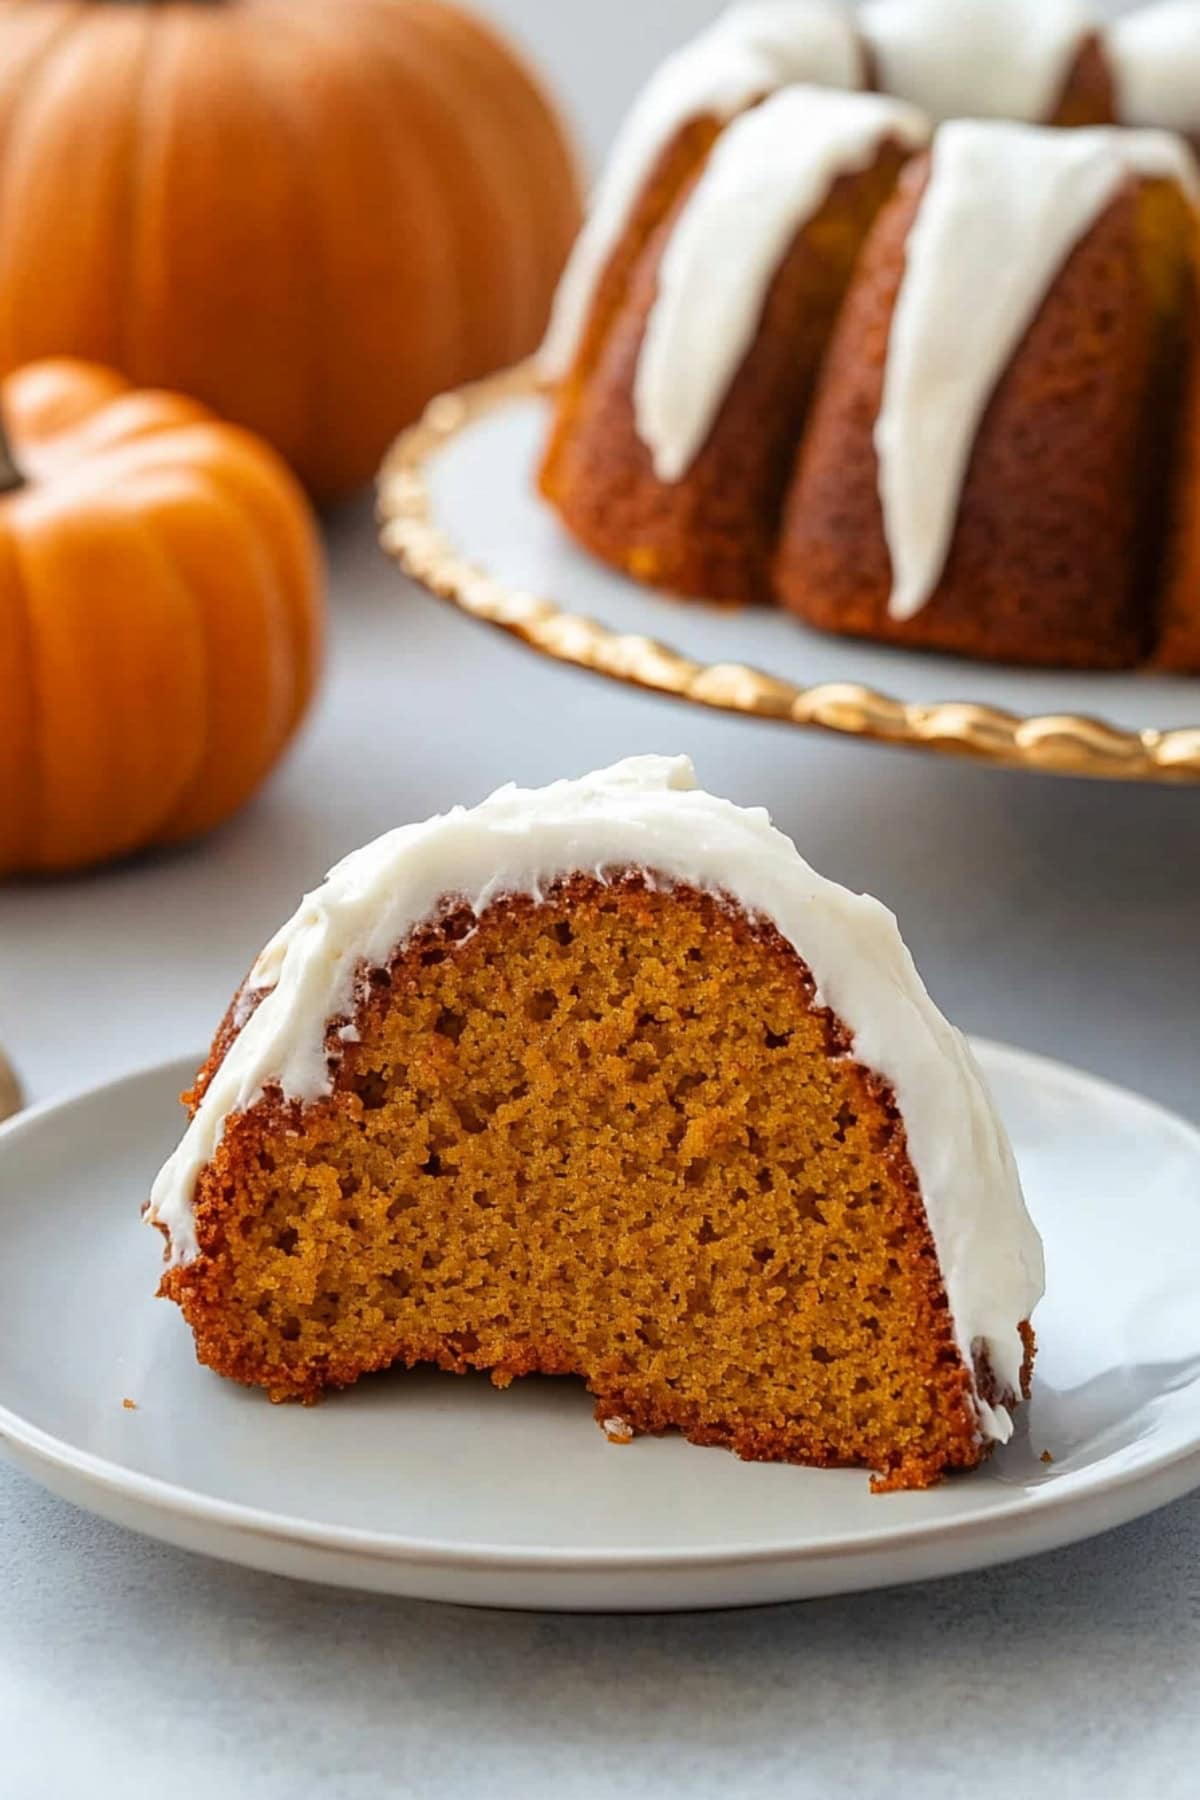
[0,358,324,877]
[0,0,581,501]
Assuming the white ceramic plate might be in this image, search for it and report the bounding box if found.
[2,1045,1199,1613]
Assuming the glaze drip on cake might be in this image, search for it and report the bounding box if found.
[634,87,930,483]
[539,6,1200,668]
[540,2,864,380]
[147,755,1043,1439]
[860,0,1093,123]
[877,121,1200,623]
[1108,2,1200,137]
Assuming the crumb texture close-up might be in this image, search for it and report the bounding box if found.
[163,875,1026,1491]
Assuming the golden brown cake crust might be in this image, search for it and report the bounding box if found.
[539,142,914,605]
[1051,34,1117,129]
[1156,277,1200,673]
[775,161,1194,668]
[561,118,724,389]
[158,877,1034,1492]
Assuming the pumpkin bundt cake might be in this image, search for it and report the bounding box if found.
[538,1,1200,671]
[147,756,1043,1493]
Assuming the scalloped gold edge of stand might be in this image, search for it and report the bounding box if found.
[377,360,1200,786]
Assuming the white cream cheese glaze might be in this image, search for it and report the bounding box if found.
[633,86,930,483]
[859,0,1094,124]
[1108,2,1200,137]
[877,121,1200,623]
[540,2,864,381]
[147,754,1043,1442]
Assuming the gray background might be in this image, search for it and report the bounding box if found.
[2,4,1197,1797]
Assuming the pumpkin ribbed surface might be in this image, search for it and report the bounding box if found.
[0,357,324,876]
[0,0,581,499]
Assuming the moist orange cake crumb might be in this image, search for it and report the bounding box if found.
[146,758,1042,1491]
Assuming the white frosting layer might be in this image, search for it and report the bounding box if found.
[860,0,1093,124]
[878,122,1200,623]
[633,86,930,483]
[1108,3,1200,136]
[540,3,864,381]
[147,755,1043,1443]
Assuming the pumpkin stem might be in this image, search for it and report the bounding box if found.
[0,415,23,495]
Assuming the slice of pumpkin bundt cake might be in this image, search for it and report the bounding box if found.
[146,756,1043,1492]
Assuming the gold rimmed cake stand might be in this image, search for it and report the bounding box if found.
[378,360,1200,786]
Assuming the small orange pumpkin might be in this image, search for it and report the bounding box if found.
[0,0,582,501]
[0,358,324,877]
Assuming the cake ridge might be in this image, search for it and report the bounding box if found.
[877,120,1200,623]
[540,2,864,381]
[634,85,931,483]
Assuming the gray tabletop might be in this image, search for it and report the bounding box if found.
[3,3,1198,1792]
[3,502,1199,1800]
